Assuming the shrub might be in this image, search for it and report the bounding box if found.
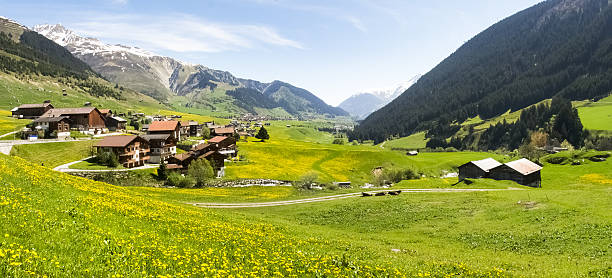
[295,171,318,190]
[96,150,119,168]
[166,172,195,188]
[188,159,215,186]
[157,161,168,180]
[372,167,420,186]
[332,139,344,145]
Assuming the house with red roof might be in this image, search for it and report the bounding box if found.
[147,121,181,140]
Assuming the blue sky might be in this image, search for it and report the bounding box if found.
[1,0,542,105]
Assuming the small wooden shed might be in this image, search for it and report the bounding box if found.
[458,158,502,181]
[489,158,542,188]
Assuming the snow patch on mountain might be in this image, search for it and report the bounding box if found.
[33,24,157,58]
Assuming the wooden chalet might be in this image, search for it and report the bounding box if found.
[32,116,70,138]
[166,153,195,170]
[106,116,128,131]
[11,103,54,119]
[94,135,151,168]
[188,121,201,137]
[489,158,543,188]
[458,158,502,181]
[213,126,235,137]
[98,109,113,118]
[208,136,237,157]
[141,134,177,163]
[148,121,181,140]
[41,107,106,132]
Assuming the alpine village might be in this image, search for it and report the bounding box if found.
[0,0,611,277]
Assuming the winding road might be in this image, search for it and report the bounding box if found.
[188,187,524,208]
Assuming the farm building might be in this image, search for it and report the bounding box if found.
[94,135,151,168]
[208,136,237,157]
[213,127,235,137]
[458,158,502,181]
[32,116,71,139]
[41,107,106,132]
[105,116,128,131]
[141,134,177,163]
[489,158,543,188]
[98,109,113,118]
[148,121,181,140]
[11,103,54,119]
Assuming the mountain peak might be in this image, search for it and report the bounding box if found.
[33,24,157,58]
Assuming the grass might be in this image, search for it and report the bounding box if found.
[0,111,29,136]
[0,155,412,277]
[577,94,612,131]
[0,72,167,115]
[227,122,505,183]
[68,158,125,170]
[10,140,96,168]
[383,132,428,149]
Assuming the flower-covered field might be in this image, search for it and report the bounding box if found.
[0,155,513,277]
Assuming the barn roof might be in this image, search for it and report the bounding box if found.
[214,127,234,134]
[43,107,96,117]
[18,103,53,109]
[209,136,228,143]
[504,158,542,175]
[171,153,193,162]
[192,143,211,152]
[148,121,179,131]
[466,158,502,172]
[109,116,127,123]
[94,135,138,148]
[33,116,69,123]
[99,109,112,115]
[141,134,172,141]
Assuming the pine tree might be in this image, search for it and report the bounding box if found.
[255,127,270,142]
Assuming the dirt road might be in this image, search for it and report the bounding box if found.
[188,187,523,208]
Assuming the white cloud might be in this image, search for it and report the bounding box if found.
[70,13,303,53]
[111,0,128,5]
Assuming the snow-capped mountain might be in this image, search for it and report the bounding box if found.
[31,23,347,116]
[33,24,240,100]
[338,74,421,119]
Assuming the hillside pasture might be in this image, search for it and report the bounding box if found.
[227,123,504,183]
[10,140,96,168]
[577,94,612,131]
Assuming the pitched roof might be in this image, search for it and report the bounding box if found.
[17,103,52,109]
[201,150,216,158]
[171,153,193,162]
[98,109,111,115]
[189,121,199,126]
[33,116,69,123]
[209,136,228,143]
[469,158,502,172]
[214,127,234,134]
[94,135,138,148]
[148,121,179,131]
[141,134,172,141]
[43,107,96,117]
[192,143,211,151]
[504,158,543,175]
[109,116,127,123]
[180,121,191,127]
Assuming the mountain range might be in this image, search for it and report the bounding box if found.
[351,0,612,143]
[32,24,347,117]
[338,75,421,119]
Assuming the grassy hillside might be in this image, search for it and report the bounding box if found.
[383,132,428,150]
[0,110,29,135]
[227,123,503,183]
[0,73,167,114]
[577,94,612,131]
[10,140,96,168]
[0,154,436,277]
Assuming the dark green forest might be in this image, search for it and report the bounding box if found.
[350,0,612,145]
[0,30,123,99]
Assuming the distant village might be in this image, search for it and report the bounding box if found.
[10,101,271,177]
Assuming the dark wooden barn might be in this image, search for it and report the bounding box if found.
[458,158,502,181]
[489,158,542,188]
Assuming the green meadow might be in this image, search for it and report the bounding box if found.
[578,94,612,131]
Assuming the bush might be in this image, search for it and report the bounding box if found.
[332,139,345,145]
[96,150,119,168]
[166,172,195,188]
[188,159,215,186]
[157,161,168,180]
[372,167,420,186]
[295,171,318,190]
